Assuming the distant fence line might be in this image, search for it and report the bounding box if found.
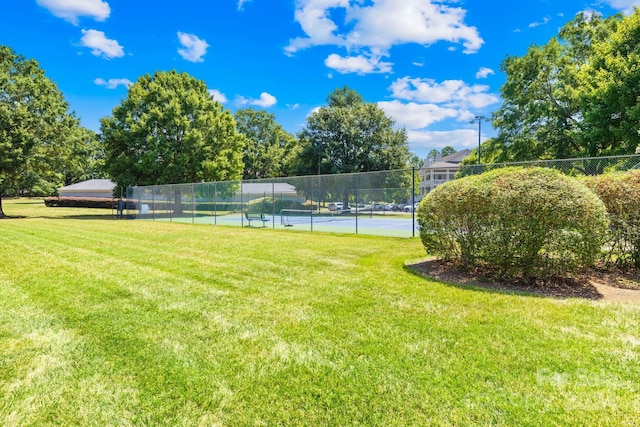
[126,169,421,238]
[457,154,640,177]
[125,154,640,237]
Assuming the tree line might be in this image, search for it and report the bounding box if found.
[466,10,640,166]
[0,44,413,217]
[4,8,640,216]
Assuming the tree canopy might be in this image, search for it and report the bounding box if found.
[0,45,84,217]
[296,86,411,175]
[101,70,245,193]
[235,108,298,179]
[484,11,640,163]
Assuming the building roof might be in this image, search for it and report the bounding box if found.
[425,149,473,169]
[241,182,297,194]
[58,179,116,192]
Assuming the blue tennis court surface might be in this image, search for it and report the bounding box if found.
[153,212,419,238]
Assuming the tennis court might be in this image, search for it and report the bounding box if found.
[158,210,418,238]
[126,169,422,238]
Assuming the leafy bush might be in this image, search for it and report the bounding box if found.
[584,170,640,269]
[418,167,609,281]
[44,197,118,209]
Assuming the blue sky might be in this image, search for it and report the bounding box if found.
[1,0,637,160]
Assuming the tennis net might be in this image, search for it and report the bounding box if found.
[280,209,350,226]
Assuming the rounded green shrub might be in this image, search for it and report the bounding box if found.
[417,167,609,281]
[584,170,640,269]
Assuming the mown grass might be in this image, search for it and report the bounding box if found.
[1,198,639,426]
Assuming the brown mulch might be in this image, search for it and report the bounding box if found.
[406,259,640,302]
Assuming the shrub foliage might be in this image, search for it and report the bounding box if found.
[584,170,640,269]
[418,167,609,281]
[44,197,118,209]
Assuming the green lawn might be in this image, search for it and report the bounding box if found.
[1,198,639,426]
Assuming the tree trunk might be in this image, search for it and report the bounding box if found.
[0,194,6,219]
[174,187,183,215]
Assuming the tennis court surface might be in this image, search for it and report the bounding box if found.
[154,211,419,238]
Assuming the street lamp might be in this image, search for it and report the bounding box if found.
[470,115,489,165]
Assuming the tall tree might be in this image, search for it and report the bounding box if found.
[235,108,298,179]
[295,87,411,205]
[296,87,410,175]
[101,71,245,196]
[580,10,640,156]
[488,12,621,162]
[441,146,456,157]
[0,45,79,217]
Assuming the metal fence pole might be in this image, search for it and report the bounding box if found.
[412,167,416,238]
[214,182,217,225]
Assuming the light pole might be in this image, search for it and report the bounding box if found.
[470,115,489,166]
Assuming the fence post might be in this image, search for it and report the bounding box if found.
[355,174,359,235]
[213,182,217,225]
[191,183,195,224]
[412,167,416,238]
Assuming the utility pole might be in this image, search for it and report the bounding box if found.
[471,115,489,166]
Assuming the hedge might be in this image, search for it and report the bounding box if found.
[417,167,609,281]
[584,170,640,269]
[44,197,119,209]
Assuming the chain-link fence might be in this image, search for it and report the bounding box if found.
[458,154,640,177]
[125,169,422,238]
[125,155,640,237]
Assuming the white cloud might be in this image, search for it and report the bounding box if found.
[252,92,277,107]
[208,89,228,103]
[285,0,483,74]
[80,29,124,59]
[37,0,110,25]
[324,53,393,74]
[235,92,277,108]
[378,100,461,129]
[475,67,495,79]
[379,75,498,155]
[529,16,551,28]
[389,76,500,109]
[237,0,252,10]
[177,32,209,63]
[94,77,132,89]
[407,129,484,151]
[603,0,640,14]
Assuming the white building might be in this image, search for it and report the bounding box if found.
[419,149,472,197]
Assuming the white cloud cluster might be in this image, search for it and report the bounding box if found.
[237,0,253,10]
[80,29,124,59]
[177,32,210,62]
[378,101,460,129]
[378,76,500,155]
[286,0,483,74]
[94,77,132,89]
[208,89,228,103]
[529,16,551,28]
[37,0,110,25]
[389,77,500,110]
[604,0,640,14]
[406,129,483,150]
[476,67,495,79]
[235,92,278,108]
[324,53,392,74]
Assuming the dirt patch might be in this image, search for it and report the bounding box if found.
[406,259,640,302]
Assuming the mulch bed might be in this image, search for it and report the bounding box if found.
[406,258,640,302]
